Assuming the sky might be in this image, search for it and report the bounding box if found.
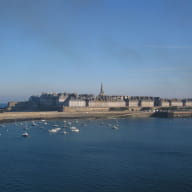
[0,0,192,102]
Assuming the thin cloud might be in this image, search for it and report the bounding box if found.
[145,45,192,49]
[124,66,192,74]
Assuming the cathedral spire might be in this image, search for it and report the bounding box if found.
[99,83,104,96]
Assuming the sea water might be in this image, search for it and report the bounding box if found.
[0,118,192,192]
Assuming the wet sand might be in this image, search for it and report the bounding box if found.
[0,111,153,123]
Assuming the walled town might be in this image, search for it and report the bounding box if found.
[4,84,192,112]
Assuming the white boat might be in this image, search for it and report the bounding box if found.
[70,126,80,132]
[48,128,61,133]
[70,126,77,130]
[63,131,67,135]
[112,125,119,130]
[72,129,80,133]
[32,121,36,126]
[22,132,29,137]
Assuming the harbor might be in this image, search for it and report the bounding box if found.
[1,117,192,192]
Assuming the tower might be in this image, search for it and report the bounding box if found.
[99,83,104,96]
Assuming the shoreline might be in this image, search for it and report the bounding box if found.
[0,111,192,124]
[0,111,153,123]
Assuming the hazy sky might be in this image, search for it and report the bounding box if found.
[0,0,192,102]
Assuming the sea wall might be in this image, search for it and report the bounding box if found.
[63,107,109,112]
[6,101,39,112]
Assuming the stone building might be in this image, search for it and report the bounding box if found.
[128,99,139,107]
[39,93,59,111]
[88,101,126,108]
[6,83,192,112]
[68,100,86,107]
[159,99,170,107]
[170,99,183,107]
[78,94,95,101]
[6,101,37,112]
[140,99,154,107]
[183,99,192,107]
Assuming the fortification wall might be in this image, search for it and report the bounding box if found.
[6,101,39,112]
[140,100,154,107]
[6,102,18,111]
[88,101,126,108]
[128,101,139,107]
[185,101,192,107]
[69,100,86,107]
[63,107,109,112]
[40,97,57,106]
[160,101,170,107]
[170,101,183,107]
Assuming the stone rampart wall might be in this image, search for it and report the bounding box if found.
[128,101,139,107]
[185,101,192,107]
[69,100,86,107]
[63,107,109,112]
[88,101,126,108]
[140,101,154,107]
[170,101,183,107]
[161,101,170,107]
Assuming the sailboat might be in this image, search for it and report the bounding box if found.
[22,122,29,137]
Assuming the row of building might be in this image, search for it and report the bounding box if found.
[66,98,192,108]
[5,84,192,112]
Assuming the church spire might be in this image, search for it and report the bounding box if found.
[99,83,104,96]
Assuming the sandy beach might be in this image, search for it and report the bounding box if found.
[0,111,153,123]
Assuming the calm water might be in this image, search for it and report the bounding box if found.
[0,103,7,108]
[0,118,192,192]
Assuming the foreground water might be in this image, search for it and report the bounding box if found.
[0,118,192,192]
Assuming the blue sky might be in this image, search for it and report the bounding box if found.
[0,0,192,102]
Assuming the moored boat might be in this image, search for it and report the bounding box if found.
[48,128,61,133]
[112,125,119,130]
[22,132,29,137]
